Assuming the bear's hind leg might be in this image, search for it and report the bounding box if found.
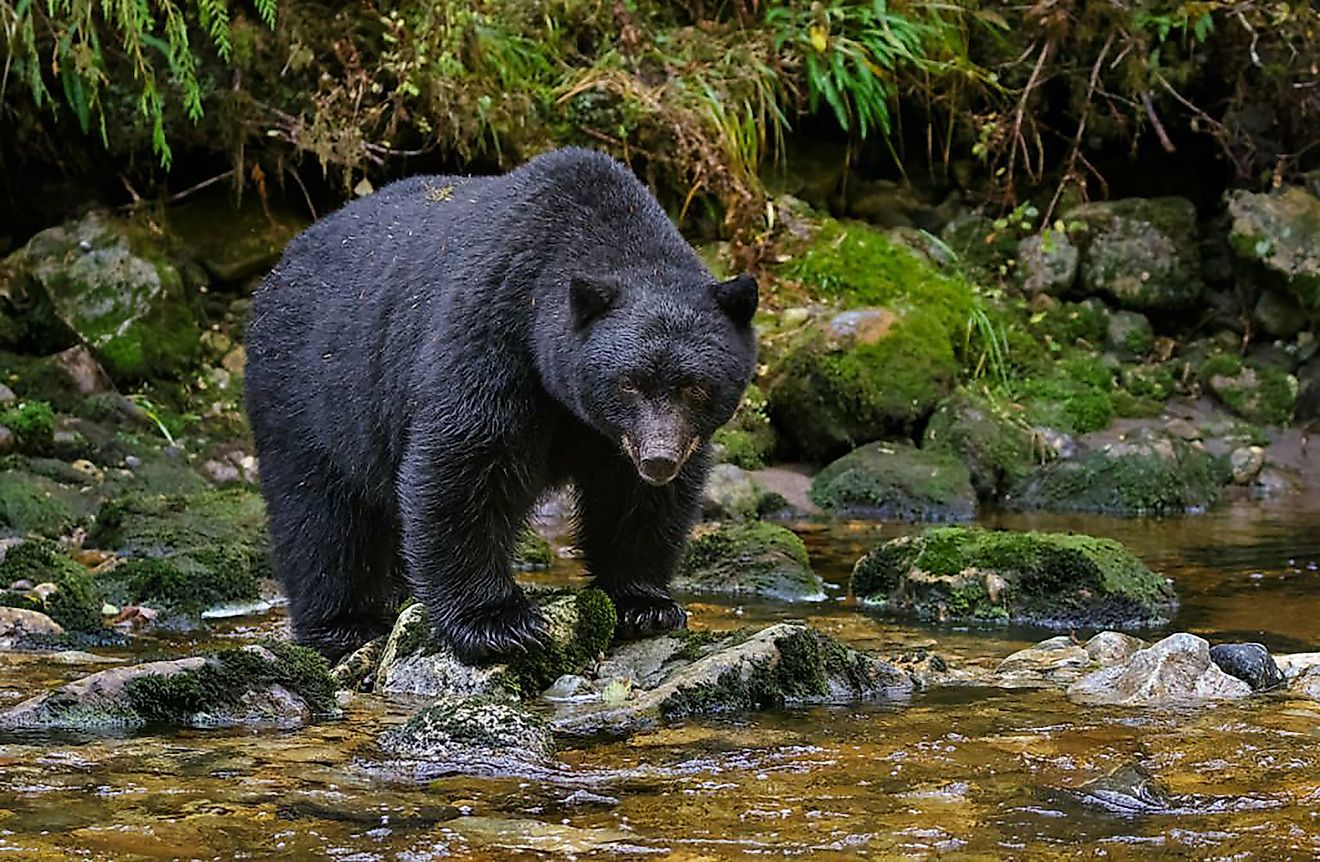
[263,459,402,662]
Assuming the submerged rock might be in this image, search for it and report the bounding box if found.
[1067,633,1252,707]
[378,695,553,768]
[1208,643,1285,692]
[851,527,1176,628]
[0,640,339,729]
[551,623,912,736]
[673,521,825,602]
[810,441,976,521]
[1067,197,1203,310]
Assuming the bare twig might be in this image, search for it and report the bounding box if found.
[167,170,235,204]
[1141,92,1176,153]
[1043,33,1113,225]
[1006,40,1052,190]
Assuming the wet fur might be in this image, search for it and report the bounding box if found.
[244,148,757,663]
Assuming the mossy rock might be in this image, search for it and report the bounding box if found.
[1199,354,1297,426]
[0,640,339,729]
[1226,186,1320,317]
[0,539,105,633]
[922,389,1042,500]
[1014,358,1116,434]
[766,309,959,461]
[1067,197,1203,311]
[502,589,617,698]
[512,527,552,570]
[2,210,200,382]
[0,469,82,538]
[89,487,268,617]
[711,384,776,469]
[1010,435,1228,516]
[851,527,1176,629]
[1028,299,1110,350]
[674,521,825,602]
[0,401,55,454]
[810,441,976,522]
[378,695,553,765]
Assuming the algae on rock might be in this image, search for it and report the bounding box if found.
[674,521,825,602]
[810,441,976,521]
[851,526,1176,629]
[0,539,105,633]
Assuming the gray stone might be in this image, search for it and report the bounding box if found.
[373,603,505,698]
[1067,633,1253,706]
[701,463,761,521]
[1254,289,1306,338]
[1227,186,1320,316]
[1068,197,1203,310]
[50,344,114,396]
[1017,231,1078,296]
[1229,446,1266,485]
[1208,642,1285,691]
[0,606,65,647]
[1085,631,1145,666]
[0,383,16,406]
[378,695,553,767]
[1106,310,1154,359]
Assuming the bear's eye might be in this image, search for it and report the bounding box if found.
[619,379,640,396]
[682,384,708,403]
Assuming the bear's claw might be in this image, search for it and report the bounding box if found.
[444,601,551,665]
[613,593,688,640]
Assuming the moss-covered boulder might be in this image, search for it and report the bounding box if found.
[1017,230,1079,296]
[370,590,617,700]
[1013,358,1116,434]
[1227,186,1320,318]
[765,219,973,461]
[674,522,825,602]
[89,488,268,618]
[550,623,913,736]
[922,389,1041,500]
[810,441,976,521]
[0,640,339,729]
[1009,434,1227,516]
[851,527,1176,629]
[1199,354,1297,426]
[0,469,81,538]
[0,211,200,382]
[378,695,553,767]
[1067,197,1203,310]
[711,384,776,469]
[0,539,105,633]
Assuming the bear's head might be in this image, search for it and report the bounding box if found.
[562,271,758,486]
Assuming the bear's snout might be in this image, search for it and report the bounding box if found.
[622,403,700,486]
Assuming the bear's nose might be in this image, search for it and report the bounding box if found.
[638,456,680,486]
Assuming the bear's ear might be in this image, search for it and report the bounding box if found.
[569,276,618,328]
[713,273,758,327]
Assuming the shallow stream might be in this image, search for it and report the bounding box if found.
[2,495,1320,859]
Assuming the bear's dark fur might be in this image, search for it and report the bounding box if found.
[245,148,758,663]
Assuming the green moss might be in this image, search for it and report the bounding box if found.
[785,220,974,327]
[512,528,552,570]
[125,640,338,723]
[767,310,959,461]
[852,527,1175,627]
[1199,355,1297,426]
[809,441,976,521]
[675,522,823,601]
[1012,440,1228,516]
[1015,371,1114,434]
[1199,353,1244,380]
[922,389,1040,499]
[0,401,55,454]
[504,588,617,698]
[1029,300,1109,349]
[711,384,776,469]
[89,488,268,616]
[0,470,77,538]
[0,539,104,632]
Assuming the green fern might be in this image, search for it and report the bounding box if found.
[4,0,277,167]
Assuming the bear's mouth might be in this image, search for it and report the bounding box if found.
[622,434,701,486]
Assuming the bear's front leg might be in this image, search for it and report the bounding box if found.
[574,448,709,638]
[398,436,549,664]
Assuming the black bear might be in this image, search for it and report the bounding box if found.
[245,148,758,663]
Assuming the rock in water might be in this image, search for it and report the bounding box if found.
[1208,643,1285,692]
[378,695,553,769]
[851,527,1176,628]
[1068,633,1252,707]
[673,521,826,602]
[810,441,976,522]
[0,641,339,729]
[372,603,507,698]
[550,622,912,737]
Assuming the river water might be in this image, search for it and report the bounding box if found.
[2,495,1319,859]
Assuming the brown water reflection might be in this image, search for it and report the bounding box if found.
[2,495,1319,859]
